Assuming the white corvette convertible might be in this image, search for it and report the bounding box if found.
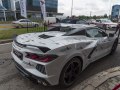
[11,24,119,87]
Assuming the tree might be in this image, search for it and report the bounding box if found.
[93,15,97,19]
[104,14,108,18]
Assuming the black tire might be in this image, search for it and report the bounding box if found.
[59,57,82,87]
[18,25,22,28]
[109,39,118,55]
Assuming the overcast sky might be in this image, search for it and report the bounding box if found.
[58,0,120,16]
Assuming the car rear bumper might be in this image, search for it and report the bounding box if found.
[11,49,62,86]
[13,58,51,86]
[11,41,66,86]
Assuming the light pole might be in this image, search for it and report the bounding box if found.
[109,0,113,19]
[71,0,73,17]
[14,10,17,20]
[90,11,92,18]
[118,9,120,22]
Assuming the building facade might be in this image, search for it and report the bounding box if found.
[0,0,59,20]
[0,0,13,21]
[111,5,120,20]
[28,0,58,13]
[2,0,11,10]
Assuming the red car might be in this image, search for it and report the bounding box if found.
[95,19,117,30]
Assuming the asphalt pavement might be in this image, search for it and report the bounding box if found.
[0,43,120,90]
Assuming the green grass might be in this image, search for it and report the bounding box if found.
[0,21,12,24]
[0,27,46,40]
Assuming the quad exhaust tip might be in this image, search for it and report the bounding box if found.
[37,80,47,86]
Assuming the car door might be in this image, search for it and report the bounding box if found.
[19,20,27,27]
[86,28,112,62]
[26,20,33,27]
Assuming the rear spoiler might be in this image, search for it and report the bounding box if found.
[13,37,51,53]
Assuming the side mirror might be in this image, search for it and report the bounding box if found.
[109,33,114,37]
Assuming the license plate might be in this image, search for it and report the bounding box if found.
[13,49,23,60]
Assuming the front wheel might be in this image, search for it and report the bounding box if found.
[59,58,82,87]
[109,39,118,55]
[17,25,22,28]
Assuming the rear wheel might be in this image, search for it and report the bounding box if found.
[59,57,82,87]
[110,39,118,55]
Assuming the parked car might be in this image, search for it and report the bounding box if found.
[11,24,118,87]
[12,19,39,28]
[60,19,89,25]
[86,19,96,24]
[95,19,117,29]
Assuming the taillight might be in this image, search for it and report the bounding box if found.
[25,52,58,62]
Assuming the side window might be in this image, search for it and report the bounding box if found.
[96,20,101,23]
[20,20,31,22]
[26,20,31,22]
[86,28,107,38]
[20,20,25,22]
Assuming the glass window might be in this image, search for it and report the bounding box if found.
[33,0,40,6]
[20,20,26,22]
[20,20,31,22]
[96,20,101,23]
[33,0,58,8]
[76,20,87,24]
[48,27,74,32]
[86,28,107,38]
[28,0,58,12]
[2,0,11,10]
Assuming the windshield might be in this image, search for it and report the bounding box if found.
[48,26,74,32]
[101,19,112,23]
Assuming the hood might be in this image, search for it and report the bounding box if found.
[16,31,90,50]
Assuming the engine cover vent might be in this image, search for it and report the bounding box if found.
[39,34,53,39]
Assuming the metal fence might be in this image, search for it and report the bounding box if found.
[0,18,48,40]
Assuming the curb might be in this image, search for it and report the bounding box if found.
[0,39,12,44]
[73,67,120,90]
